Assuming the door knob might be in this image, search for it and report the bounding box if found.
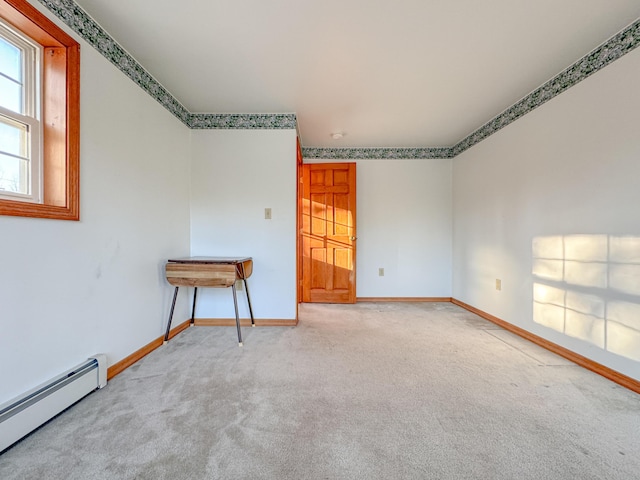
[350,236,357,241]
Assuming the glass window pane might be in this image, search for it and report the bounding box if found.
[0,152,28,194]
[0,117,27,157]
[0,75,22,113]
[0,36,21,81]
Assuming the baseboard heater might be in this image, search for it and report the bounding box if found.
[0,355,107,453]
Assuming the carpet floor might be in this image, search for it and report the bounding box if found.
[1,302,639,479]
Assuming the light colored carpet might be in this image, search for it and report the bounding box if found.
[1,302,639,479]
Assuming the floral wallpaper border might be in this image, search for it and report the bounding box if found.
[35,0,191,126]
[189,113,297,129]
[450,17,640,157]
[35,0,294,129]
[37,1,640,152]
[305,18,640,159]
[302,147,454,160]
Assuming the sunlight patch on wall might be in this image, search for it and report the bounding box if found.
[607,301,640,361]
[532,235,640,362]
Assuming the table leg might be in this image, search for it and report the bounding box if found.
[238,262,255,327]
[232,283,243,347]
[243,279,255,327]
[164,286,179,343]
[190,287,198,325]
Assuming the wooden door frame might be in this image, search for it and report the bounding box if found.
[296,138,303,306]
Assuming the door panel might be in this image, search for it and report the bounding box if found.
[302,163,356,303]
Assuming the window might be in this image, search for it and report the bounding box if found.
[0,0,79,220]
[0,20,40,202]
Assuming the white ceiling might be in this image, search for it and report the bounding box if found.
[74,0,640,149]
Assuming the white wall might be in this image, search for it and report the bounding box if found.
[306,158,453,298]
[453,48,640,381]
[190,129,298,320]
[0,7,191,403]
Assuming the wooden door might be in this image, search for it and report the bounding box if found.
[301,163,356,303]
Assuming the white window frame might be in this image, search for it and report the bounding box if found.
[0,19,42,203]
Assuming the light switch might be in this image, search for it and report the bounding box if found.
[265,208,272,219]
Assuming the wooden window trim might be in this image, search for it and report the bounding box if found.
[0,0,79,220]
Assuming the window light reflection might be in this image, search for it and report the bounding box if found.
[532,235,640,362]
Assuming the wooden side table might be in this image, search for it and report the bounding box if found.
[164,257,255,346]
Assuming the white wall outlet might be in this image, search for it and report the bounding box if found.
[235,280,244,291]
[496,279,502,291]
[379,268,385,276]
[265,208,272,219]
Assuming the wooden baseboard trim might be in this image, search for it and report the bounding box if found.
[194,318,298,327]
[451,298,640,395]
[106,319,191,380]
[357,297,452,303]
